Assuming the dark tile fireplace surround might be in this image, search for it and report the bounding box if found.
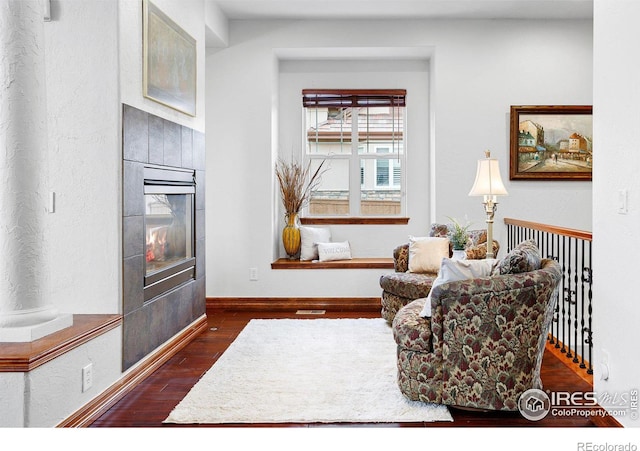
[122,104,205,370]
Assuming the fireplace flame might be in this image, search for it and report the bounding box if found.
[146,226,168,262]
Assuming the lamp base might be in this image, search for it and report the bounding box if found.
[483,200,497,259]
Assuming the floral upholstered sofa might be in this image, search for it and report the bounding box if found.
[379,223,499,324]
[391,240,562,411]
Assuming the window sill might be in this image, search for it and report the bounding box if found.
[299,217,409,225]
[271,258,394,270]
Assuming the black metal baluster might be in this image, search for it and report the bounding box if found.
[564,237,575,359]
[579,240,587,370]
[572,237,580,364]
[561,236,568,354]
[584,240,593,375]
[543,230,555,344]
[505,220,592,376]
[506,224,516,253]
[553,232,561,349]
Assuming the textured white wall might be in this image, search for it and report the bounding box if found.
[0,0,57,327]
[592,0,640,428]
[0,373,24,427]
[1,0,207,428]
[0,0,121,426]
[205,19,593,298]
[28,327,122,427]
[43,0,120,315]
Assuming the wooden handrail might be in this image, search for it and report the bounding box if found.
[504,218,592,242]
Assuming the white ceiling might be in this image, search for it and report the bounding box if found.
[211,0,593,20]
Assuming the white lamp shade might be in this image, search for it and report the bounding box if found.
[468,158,508,197]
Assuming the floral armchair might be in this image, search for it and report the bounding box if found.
[391,253,562,411]
[379,223,499,324]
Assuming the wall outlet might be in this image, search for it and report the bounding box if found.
[618,189,628,214]
[249,267,258,281]
[82,363,93,392]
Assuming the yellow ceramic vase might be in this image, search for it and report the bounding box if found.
[282,213,301,259]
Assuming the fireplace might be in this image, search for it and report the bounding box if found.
[143,166,196,301]
[122,104,205,371]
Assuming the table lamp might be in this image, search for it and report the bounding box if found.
[468,150,508,259]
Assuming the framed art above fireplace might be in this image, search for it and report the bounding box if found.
[143,0,197,116]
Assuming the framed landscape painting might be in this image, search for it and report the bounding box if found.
[509,105,592,180]
[143,0,197,116]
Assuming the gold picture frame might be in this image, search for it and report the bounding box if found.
[509,105,592,180]
[143,0,196,116]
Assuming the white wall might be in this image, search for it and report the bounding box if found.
[1,0,207,427]
[43,0,120,316]
[431,21,593,235]
[278,57,431,256]
[593,0,640,428]
[205,18,592,298]
[38,0,208,316]
[28,327,122,427]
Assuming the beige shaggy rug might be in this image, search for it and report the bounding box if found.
[164,318,453,424]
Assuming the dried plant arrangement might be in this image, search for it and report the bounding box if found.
[275,158,326,216]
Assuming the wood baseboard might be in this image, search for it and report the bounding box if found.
[207,297,381,312]
[58,314,208,428]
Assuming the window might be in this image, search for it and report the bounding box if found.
[374,147,401,189]
[303,89,406,217]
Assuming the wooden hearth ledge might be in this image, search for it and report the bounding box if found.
[0,314,121,372]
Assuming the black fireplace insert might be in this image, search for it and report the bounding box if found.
[143,166,196,301]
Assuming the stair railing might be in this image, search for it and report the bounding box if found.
[504,218,593,376]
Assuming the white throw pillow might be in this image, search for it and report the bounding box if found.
[299,226,331,261]
[317,241,352,262]
[408,236,450,273]
[419,257,498,317]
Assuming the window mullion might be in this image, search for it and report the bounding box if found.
[350,107,360,216]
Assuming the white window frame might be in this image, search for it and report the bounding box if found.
[302,90,407,218]
[372,146,402,189]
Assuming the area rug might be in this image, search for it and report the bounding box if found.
[164,318,453,424]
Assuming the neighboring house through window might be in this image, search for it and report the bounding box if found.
[302,89,406,217]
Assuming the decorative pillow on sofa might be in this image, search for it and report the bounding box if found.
[317,241,352,262]
[419,257,498,317]
[492,239,541,275]
[429,223,451,239]
[299,226,331,261]
[408,236,450,273]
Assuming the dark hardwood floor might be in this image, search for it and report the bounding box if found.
[89,307,619,428]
